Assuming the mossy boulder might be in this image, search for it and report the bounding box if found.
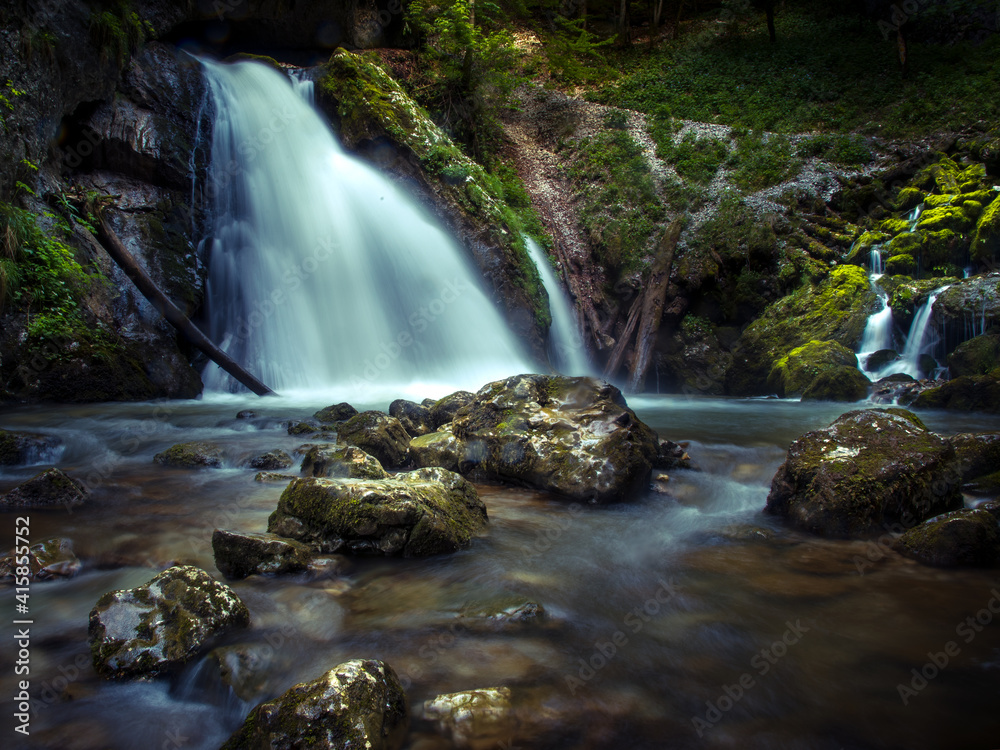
[221,659,408,750]
[895,509,1000,567]
[247,450,293,471]
[916,206,973,234]
[430,391,476,429]
[314,402,359,424]
[0,429,62,466]
[212,530,316,580]
[0,468,88,509]
[911,375,1000,413]
[268,468,488,557]
[949,433,1000,484]
[421,687,515,750]
[971,194,1000,260]
[88,565,250,679]
[389,399,434,437]
[300,444,389,480]
[893,187,925,211]
[766,340,860,398]
[0,537,80,581]
[948,334,1000,377]
[884,253,915,275]
[154,442,224,468]
[884,231,922,257]
[338,411,411,468]
[726,266,877,396]
[765,409,963,538]
[660,320,733,395]
[409,429,463,472]
[801,367,871,402]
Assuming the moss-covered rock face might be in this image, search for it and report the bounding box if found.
[971,193,1000,260]
[726,266,876,396]
[948,334,1000,377]
[246,449,292,471]
[313,402,359,424]
[895,509,1000,568]
[268,468,488,557]
[153,441,224,468]
[765,409,963,539]
[88,565,250,679]
[439,374,660,504]
[911,375,1000,413]
[421,687,515,750]
[933,276,1000,342]
[221,659,408,750]
[0,429,63,466]
[766,340,860,398]
[0,537,80,581]
[389,399,434,437]
[212,530,316,580]
[660,318,733,396]
[337,411,411,468]
[801,366,871,402]
[300,444,389,480]
[0,467,88,509]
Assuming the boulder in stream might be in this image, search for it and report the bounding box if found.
[911,374,1000,413]
[212,530,316,580]
[429,390,476,428]
[0,429,62,466]
[0,468,88,509]
[153,441,224,468]
[268,468,488,557]
[0,537,81,581]
[88,565,250,679]
[221,659,408,750]
[765,409,963,538]
[247,449,293,470]
[300,444,389,479]
[338,411,411,468]
[895,508,1000,567]
[421,687,515,750]
[314,402,359,424]
[389,398,434,437]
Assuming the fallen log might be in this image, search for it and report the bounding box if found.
[90,208,275,397]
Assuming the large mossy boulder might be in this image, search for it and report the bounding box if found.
[800,367,871,401]
[268,468,488,557]
[429,391,476,428]
[0,429,62,466]
[154,441,224,468]
[338,411,411,468]
[911,375,1000,413]
[949,433,1000,483]
[726,266,876,396]
[88,565,250,679]
[314,402,359,424]
[409,430,462,472]
[765,409,963,538]
[221,659,408,750]
[0,468,88,509]
[212,530,315,580]
[300,444,389,479]
[895,509,1000,568]
[389,399,434,437]
[947,333,1000,377]
[766,340,864,399]
[971,194,1000,260]
[444,374,660,503]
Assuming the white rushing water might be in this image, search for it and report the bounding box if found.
[199,59,533,399]
[857,247,894,377]
[523,236,594,376]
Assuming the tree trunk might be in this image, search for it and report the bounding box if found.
[766,1,776,42]
[897,26,909,78]
[602,294,643,379]
[618,0,631,46]
[626,219,682,393]
[92,211,276,396]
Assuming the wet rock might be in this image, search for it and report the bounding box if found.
[766,340,863,399]
[979,500,1000,520]
[338,411,411,468]
[88,565,250,679]
[866,349,901,371]
[0,468,88,509]
[911,374,1000,413]
[236,410,257,419]
[0,429,62,466]
[268,468,488,557]
[948,333,1000,378]
[409,429,462,472]
[208,644,272,703]
[153,442,223,468]
[247,449,293,470]
[221,659,408,750]
[314,402,359,424]
[429,390,476,428]
[421,687,515,750]
[0,537,81,581]
[950,432,1000,483]
[895,509,1000,567]
[287,420,321,435]
[654,439,692,470]
[765,409,963,538]
[254,472,297,483]
[448,374,660,504]
[390,399,434,437]
[212,530,316,580]
[301,444,389,479]
[801,366,871,401]
[459,602,547,632]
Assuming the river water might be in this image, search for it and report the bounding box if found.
[1,393,999,749]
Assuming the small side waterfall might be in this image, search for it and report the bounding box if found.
[199,59,533,398]
[524,237,593,375]
[896,285,950,377]
[857,247,894,378]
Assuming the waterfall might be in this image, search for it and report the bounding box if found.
[884,286,951,379]
[907,204,923,232]
[523,236,594,376]
[199,59,533,398]
[857,247,894,378]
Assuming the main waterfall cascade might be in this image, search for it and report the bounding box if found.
[523,236,595,376]
[199,59,533,398]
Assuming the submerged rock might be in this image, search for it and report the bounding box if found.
[88,565,250,679]
[153,442,224,468]
[247,449,293,470]
[314,402,359,424]
[0,468,88,509]
[300,444,389,479]
[254,472,297,483]
[222,659,408,750]
[389,399,434,437]
[338,411,411,468]
[0,429,62,466]
[268,468,488,557]
[895,509,1000,567]
[421,687,515,750]
[911,374,1000,413]
[212,530,316,580]
[765,409,963,538]
[0,537,81,581]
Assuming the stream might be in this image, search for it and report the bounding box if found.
[2,394,999,749]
